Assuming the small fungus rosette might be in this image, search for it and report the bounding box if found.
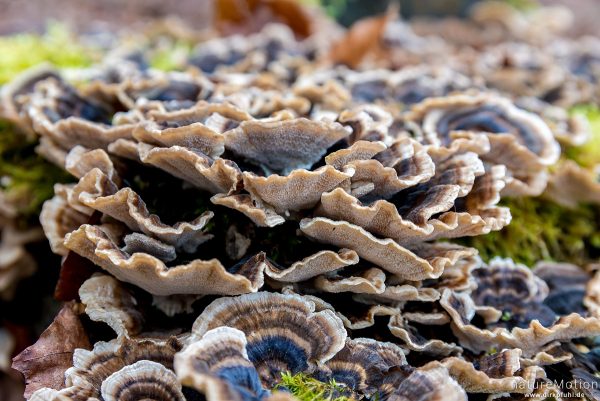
[403,92,560,196]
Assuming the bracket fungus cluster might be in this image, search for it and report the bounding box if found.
[1,1,600,400]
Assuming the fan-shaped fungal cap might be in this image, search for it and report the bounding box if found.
[29,336,183,401]
[301,292,399,330]
[242,165,353,214]
[132,114,225,158]
[544,160,600,208]
[79,274,144,337]
[517,97,590,146]
[175,327,269,401]
[314,267,386,295]
[64,146,120,184]
[293,76,351,112]
[108,71,211,108]
[425,351,544,394]
[475,42,566,99]
[190,292,347,385]
[378,282,442,303]
[354,149,484,229]
[46,119,135,154]
[101,360,185,401]
[471,257,555,329]
[299,217,473,280]
[325,138,435,200]
[0,64,60,124]
[389,65,474,106]
[440,288,600,356]
[211,193,285,227]
[325,140,387,170]
[220,87,311,118]
[64,225,268,296]
[265,249,359,283]
[315,337,407,396]
[319,186,430,237]
[224,118,350,174]
[121,233,177,263]
[79,180,213,253]
[412,94,556,150]
[25,78,132,150]
[148,99,249,121]
[390,366,467,401]
[119,142,242,195]
[40,189,91,256]
[338,105,394,144]
[388,315,462,356]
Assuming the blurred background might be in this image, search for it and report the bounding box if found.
[0,0,598,36]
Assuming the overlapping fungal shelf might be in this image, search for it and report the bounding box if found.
[2,1,600,400]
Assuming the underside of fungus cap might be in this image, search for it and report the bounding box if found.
[64,224,270,295]
[299,216,475,281]
[78,274,144,337]
[224,117,350,175]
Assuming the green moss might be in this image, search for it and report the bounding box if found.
[0,22,96,84]
[0,120,72,227]
[299,0,350,19]
[503,0,539,11]
[275,372,355,401]
[460,196,600,267]
[565,104,600,168]
[149,41,194,71]
[462,105,600,267]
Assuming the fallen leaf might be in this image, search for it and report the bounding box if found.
[215,0,312,38]
[0,371,25,401]
[54,251,98,302]
[329,6,397,68]
[12,302,90,398]
[54,212,102,302]
[264,0,312,38]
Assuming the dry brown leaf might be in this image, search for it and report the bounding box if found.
[0,371,25,401]
[54,251,100,302]
[329,7,396,68]
[265,0,312,38]
[54,212,102,301]
[12,302,90,398]
[215,0,312,37]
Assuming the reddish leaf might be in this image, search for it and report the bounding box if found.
[54,212,101,302]
[54,251,98,302]
[329,7,397,68]
[12,302,90,398]
[215,0,312,38]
